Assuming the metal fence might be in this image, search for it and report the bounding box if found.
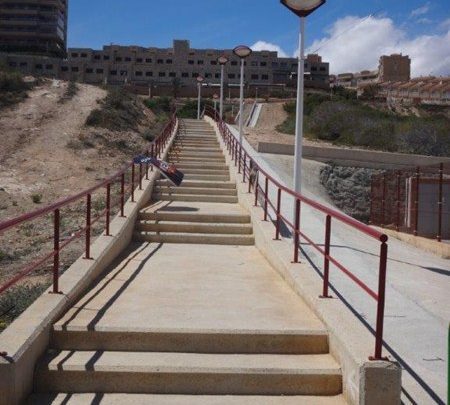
[370,162,450,241]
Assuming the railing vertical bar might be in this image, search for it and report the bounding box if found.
[52,208,60,293]
[254,174,259,207]
[396,171,401,232]
[264,177,269,221]
[381,173,386,227]
[139,163,143,190]
[293,198,300,263]
[120,173,125,217]
[131,163,135,203]
[321,215,332,298]
[437,163,443,242]
[414,167,420,236]
[85,194,91,260]
[373,241,388,360]
[105,183,111,236]
[275,188,281,240]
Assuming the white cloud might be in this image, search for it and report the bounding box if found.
[440,18,450,30]
[410,2,430,17]
[250,41,288,57]
[306,15,450,77]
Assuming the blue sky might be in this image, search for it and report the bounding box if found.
[68,1,450,76]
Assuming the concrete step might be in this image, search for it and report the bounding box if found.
[138,211,250,224]
[171,163,228,170]
[183,174,230,181]
[172,147,222,153]
[175,168,229,175]
[173,143,220,148]
[28,393,348,405]
[137,221,253,235]
[51,328,327,354]
[169,157,226,164]
[155,179,236,189]
[153,193,237,203]
[155,186,236,196]
[35,350,342,395]
[134,232,255,245]
[168,152,224,158]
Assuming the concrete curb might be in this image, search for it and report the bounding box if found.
[257,141,450,170]
[0,123,178,405]
[206,116,402,405]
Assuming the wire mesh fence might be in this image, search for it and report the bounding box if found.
[370,162,450,241]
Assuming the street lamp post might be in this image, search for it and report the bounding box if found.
[197,75,204,120]
[280,0,326,194]
[218,55,229,120]
[233,45,252,145]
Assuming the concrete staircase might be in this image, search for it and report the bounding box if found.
[134,119,254,246]
[29,119,345,404]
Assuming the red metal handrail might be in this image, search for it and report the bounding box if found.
[204,106,389,360]
[0,113,177,300]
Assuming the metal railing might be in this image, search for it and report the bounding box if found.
[204,106,389,360]
[0,114,177,300]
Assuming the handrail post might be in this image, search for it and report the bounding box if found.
[151,144,155,171]
[320,215,332,298]
[381,173,386,227]
[105,183,111,236]
[120,173,125,217]
[414,167,420,236]
[242,151,246,183]
[131,163,135,203]
[52,208,60,294]
[264,177,269,221]
[372,241,388,360]
[437,163,443,242]
[85,193,92,260]
[238,146,242,174]
[139,163,143,190]
[293,198,301,263]
[275,188,282,240]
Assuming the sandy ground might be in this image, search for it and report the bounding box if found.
[245,102,333,150]
[0,79,153,286]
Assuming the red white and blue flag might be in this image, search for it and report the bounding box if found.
[133,155,184,186]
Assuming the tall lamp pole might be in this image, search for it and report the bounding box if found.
[233,45,252,145]
[218,55,229,120]
[280,0,326,194]
[197,75,204,120]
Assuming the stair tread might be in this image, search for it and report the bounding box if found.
[28,393,348,405]
[38,350,341,374]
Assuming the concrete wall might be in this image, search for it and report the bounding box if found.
[207,117,402,405]
[0,124,178,405]
[257,141,450,170]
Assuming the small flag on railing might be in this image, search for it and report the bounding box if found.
[133,156,184,186]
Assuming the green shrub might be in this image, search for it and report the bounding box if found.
[0,69,31,108]
[31,193,42,204]
[59,80,79,103]
[144,96,172,114]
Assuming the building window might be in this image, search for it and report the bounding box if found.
[9,62,17,68]
[320,67,326,72]
[192,73,199,78]
[94,55,101,60]
[96,68,104,74]
[61,66,69,72]
[159,72,166,77]
[231,61,238,66]
[262,74,269,80]
[35,64,43,69]
[166,59,173,64]
[210,60,217,65]
[136,58,143,63]
[71,67,79,72]
[280,62,287,67]
[145,71,153,77]
[272,62,278,67]
[145,58,152,63]
[260,62,267,67]
[215,73,220,79]
[197,60,204,65]
[311,66,317,72]
[228,73,236,79]
[20,62,27,67]
[125,57,132,62]
[157,59,163,64]
[71,53,78,58]
[116,57,122,62]
[251,61,258,67]
[110,70,117,75]
[181,72,189,78]
[188,60,194,65]
[103,55,110,60]
[251,74,259,80]
[81,53,87,58]
[135,71,143,76]
[86,68,93,73]
[205,73,212,78]
[169,72,176,77]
